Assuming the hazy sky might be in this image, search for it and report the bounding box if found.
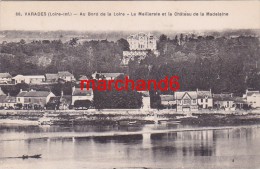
[0,1,259,31]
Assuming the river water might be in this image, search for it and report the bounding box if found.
[0,124,260,169]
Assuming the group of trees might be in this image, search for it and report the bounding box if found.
[129,34,260,96]
[0,32,259,109]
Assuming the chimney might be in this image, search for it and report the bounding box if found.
[61,90,64,97]
[20,89,23,92]
[7,93,10,96]
[196,88,198,92]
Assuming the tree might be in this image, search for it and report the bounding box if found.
[117,38,130,51]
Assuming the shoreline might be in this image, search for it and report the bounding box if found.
[0,109,260,126]
[1,124,259,142]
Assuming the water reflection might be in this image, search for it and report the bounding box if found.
[0,125,260,169]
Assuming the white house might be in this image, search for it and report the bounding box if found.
[160,94,176,109]
[16,89,55,108]
[243,90,260,108]
[57,71,75,82]
[197,89,213,109]
[71,87,93,106]
[175,91,198,111]
[12,75,45,84]
[0,73,12,84]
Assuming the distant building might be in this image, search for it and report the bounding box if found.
[213,93,235,110]
[16,89,55,109]
[12,75,45,84]
[121,32,159,66]
[92,72,123,80]
[71,87,93,106]
[175,91,198,111]
[127,32,157,51]
[57,71,75,82]
[138,91,150,110]
[160,95,176,109]
[0,95,16,108]
[45,73,59,83]
[243,90,260,108]
[0,73,12,84]
[197,89,213,109]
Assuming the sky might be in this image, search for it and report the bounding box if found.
[0,1,259,31]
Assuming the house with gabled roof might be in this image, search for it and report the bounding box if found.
[57,71,75,82]
[174,91,198,111]
[197,89,213,109]
[175,91,198,111]
[16,89,55,109]
[0,73,12,84]
[71,86,93,106]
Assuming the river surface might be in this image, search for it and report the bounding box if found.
[0,124,260,169]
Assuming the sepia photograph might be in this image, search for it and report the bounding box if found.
[0,1,260,169]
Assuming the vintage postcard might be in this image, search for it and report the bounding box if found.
[0,1,259,169]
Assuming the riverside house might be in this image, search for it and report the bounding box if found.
[197,89,213,109]
[160,94,175,109]
[213,93,235,110]
[243,90,260,108]
[175,91,198,111]
[16,89,55,109]
[71,86,93,106]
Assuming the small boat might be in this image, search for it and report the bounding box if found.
[19,154,42,159]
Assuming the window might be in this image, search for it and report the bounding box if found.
[18,98,20,102]
[184,99,191,105]
[201,99,203,102]
[29,98,31,102]
[193,99,196,104]
[206,99,208,103]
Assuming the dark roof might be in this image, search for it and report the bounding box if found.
[213,94,233,101]
[160,95,174,101]
[0,96,16,103]
[0,96,6,103]
[17,91,52,97]
[48,96,61,103]
[246,91,259,97]
[0,73,12,78]
[45,74,58,80]
[58,71,74,77]
[197,90,212,99]
[73,88,92,96]
[232,97,247,104]
[17,91,28,97]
